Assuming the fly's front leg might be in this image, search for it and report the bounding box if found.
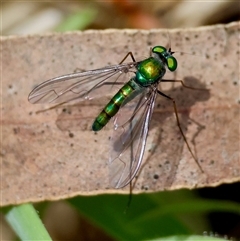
[119,51,136,206]
[157,90,204,173]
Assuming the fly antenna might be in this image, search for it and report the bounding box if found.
[166,31,176,55]
[149,46,152,56]
[166,30,172,52]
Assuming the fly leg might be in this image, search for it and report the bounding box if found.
[119,52,136,64]
[119,52,137,209]
[157,90,204,173]
[188,117,206,164]
[161,79,209,91]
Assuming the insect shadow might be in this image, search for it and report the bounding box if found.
[54,76,210,191]
[132,76,210,191]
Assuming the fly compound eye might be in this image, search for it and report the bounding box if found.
[152,46,166,54]
[166,56,177,71]
[152,46,177,71]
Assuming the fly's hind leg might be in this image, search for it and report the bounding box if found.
[188,117,206,164]
[119,51,137,209]
[157,90,204,173]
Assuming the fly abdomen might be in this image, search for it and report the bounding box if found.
[92,80,136,131]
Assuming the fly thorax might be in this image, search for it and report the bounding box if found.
[136,57,166,87]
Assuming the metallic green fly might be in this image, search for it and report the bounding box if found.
[28,45,202,189]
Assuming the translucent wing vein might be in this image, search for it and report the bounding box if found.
[109,87,157,188]
[28,63,137,104]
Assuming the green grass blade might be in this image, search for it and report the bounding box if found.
[68,191,239,240]
[4,203,52,241]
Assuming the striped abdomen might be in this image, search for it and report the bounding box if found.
[92,79,138,131]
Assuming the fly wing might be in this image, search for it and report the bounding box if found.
[28,63,137,104]
[109,87,157,188]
